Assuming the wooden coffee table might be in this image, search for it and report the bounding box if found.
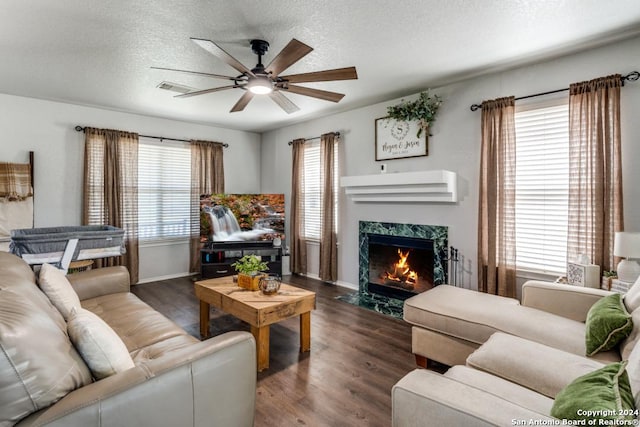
[194,276,316,372]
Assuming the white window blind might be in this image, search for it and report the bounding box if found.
[302,140,339,241]
[138,140,191,241]
[514,101,569,275]
[84,138,106,226]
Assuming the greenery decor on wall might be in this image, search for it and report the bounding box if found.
[386,90,443,137]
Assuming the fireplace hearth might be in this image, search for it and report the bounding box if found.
[337,220,448,318]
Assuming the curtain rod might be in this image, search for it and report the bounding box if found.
[74,126,229,148]
[287,132,341,146]
[469,71,639,112]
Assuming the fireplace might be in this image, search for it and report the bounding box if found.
[336,221,448,317]
[367,234,435,300]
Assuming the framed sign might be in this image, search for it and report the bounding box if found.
[375,117,428,161]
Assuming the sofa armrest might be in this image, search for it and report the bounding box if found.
[67,266,130,301]
[466,332,605,398]
[392,369,555,426]
[16,331,256,427]
[521,280,612,322]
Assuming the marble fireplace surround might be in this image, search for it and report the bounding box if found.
[337,220,448,318]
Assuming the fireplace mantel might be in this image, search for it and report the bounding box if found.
[340,170,457,203]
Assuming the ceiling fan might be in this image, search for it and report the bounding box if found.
[153,38,358,114]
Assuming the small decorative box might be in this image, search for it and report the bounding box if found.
[567,262,600,288]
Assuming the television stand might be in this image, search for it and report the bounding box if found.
[200,241,283,279]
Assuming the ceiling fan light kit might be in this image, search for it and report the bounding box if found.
[153,37,358,114]
[247,76,274,95]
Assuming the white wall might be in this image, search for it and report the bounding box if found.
[0,94,261,282]
[260,35,640,292]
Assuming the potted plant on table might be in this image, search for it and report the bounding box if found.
[232,255,269,290]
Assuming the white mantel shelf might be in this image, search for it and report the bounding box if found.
[340,170,458,203]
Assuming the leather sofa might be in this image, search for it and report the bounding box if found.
[0,252,256,427]
[392,280,640,425]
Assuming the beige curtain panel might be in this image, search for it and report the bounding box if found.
[189,140,225,273]
[319,132,338,282]
[567,75,624,272]
[477,96,517,297]
[83,127,139,284]
[290,138,308,275]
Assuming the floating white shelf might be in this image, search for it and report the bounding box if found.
[340,170,458,203]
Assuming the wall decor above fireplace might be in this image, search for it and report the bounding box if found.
[375,117,428,160]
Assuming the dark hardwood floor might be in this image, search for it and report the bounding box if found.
[132,275,418,427]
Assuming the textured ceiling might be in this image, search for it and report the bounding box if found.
[1,0,640,132]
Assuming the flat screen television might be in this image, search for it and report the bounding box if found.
[200,194,285,244]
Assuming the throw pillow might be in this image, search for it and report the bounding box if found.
[67,307,135,380]
[585,293,633,356]
[38,263,81,320]
[551,361,636,422]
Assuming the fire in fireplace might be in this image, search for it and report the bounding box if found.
[368,234,435,300]
[384,249,418,287]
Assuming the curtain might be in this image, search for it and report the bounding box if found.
[83,127,139,284]
[319,132,338,282]
[567,75,623,272]
[189,140,225,273]
[477,97,517,297]
[290,138,307,275]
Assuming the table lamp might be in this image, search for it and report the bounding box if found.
[614,232,640,282]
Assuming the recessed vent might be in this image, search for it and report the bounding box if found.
[156,81,195,94]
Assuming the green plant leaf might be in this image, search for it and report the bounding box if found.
[386,90,442,132]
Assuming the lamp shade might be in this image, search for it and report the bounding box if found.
[614,232,640,258]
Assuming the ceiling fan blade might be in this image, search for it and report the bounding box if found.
[280,67,358,83]
[191,38,255,77]
[230,91,255,112]
[151,66,237,81]
[174,85,237,98]
[282,85,345,102]
[268,91,300,114]
[265,39,313,76]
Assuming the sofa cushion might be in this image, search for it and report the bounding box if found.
[445,365,554,415]
[403,286,520,346]
[37,262,81,320]
[0,287,92,426]
[82,292,189,352]
[466,332,605,398]
[404,285,618,362]
[624,328,640,410]
[551,361,635,422]
[130,334,199,364]
[619,307,640,361]
[67,307,135,380]
[585,293,633,356]
[624,275,640,313]
[0,252,36,288]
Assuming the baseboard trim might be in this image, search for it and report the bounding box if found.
[297,272,358,291]
[136,272,195,284]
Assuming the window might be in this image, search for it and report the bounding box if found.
[302,140,339,241]
[138,140,191,241]
[514,100,569,275]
